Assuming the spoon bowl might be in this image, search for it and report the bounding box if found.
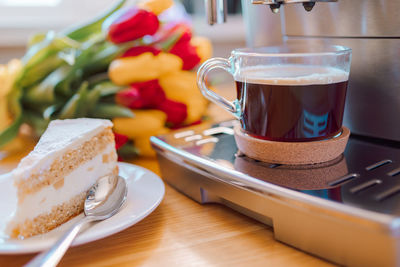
[85,175,127,218]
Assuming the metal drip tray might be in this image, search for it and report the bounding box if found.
[150,120,400,267]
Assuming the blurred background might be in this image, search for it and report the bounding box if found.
[0,0,246,62]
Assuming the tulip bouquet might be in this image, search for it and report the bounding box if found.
[0,0,212,158]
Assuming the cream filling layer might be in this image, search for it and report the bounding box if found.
[6,144,117,233]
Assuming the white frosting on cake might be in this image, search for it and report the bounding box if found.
[235,65,349,85]
[6,144,116,233]
[13,118,113,180]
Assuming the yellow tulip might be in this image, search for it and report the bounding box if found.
[134,127,169,157]
[0,59,22,130]
[159,71,208,124]
[108,52,182,85]
[191,36,213,64]
[185,98,209,124]
[0,98,10,130]
[0,59,22,97]
[113,109,167,139]
[138,0,173,15]
[157,53,184,75]
[109,53,158,85]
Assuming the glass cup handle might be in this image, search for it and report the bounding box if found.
[197,57,239,118]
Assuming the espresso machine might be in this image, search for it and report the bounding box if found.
[151,1,400,266]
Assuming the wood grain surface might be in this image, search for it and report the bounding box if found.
[0,86,335,267]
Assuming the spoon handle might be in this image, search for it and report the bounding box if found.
[25,216,95,267]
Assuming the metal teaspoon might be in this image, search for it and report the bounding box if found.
[25,175,128,267]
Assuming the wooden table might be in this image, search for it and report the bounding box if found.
[0,102,335,267]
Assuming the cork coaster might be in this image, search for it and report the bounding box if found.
[234,155,348,190]
[234,125,350,165]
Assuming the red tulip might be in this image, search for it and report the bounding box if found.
[121,46,161,58]
[115,87,143,109]
[158,99,187,126]
[114,132,129,150]
[132,80,166,108]
[169,32,201,70]
[155,22,192,45]
[115,80,166,109]
[104,7,159,44]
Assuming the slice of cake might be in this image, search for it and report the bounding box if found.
[7,118,118,239]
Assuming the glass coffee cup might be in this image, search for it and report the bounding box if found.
[197,44,352,142]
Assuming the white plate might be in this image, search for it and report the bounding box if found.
[0,162,165,254]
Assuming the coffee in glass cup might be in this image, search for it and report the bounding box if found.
[197,44,351,143]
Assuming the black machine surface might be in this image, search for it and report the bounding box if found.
[151,120,400,267]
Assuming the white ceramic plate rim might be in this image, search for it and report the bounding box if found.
[0,162,165,254]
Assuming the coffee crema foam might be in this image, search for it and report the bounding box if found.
[235,65,349,85]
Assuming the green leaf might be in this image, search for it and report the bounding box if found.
[85,88,102,115]
[24,112,49,136]
[82,40,133,78]
[82,81,125,116]
[63,0,127,42]
[22,32,79,67]
[0,115,23,148]
[75,82,90,117]
[58,82,89,119]
[80,39,134,82]
[87,72,110,86]
[58,94,79,119]
[90,103,134,119]
[19,56,65,89]
[28,32,47,47]
[92,81,125,97]
[117,141,138,159]
[55,36,106,95]
[19,33,80,88]
[159,30,184,51]
[24,65,70,104]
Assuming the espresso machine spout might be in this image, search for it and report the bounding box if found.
[205,0,337,22]
[205,0,227,25]
[251,0,337,13]
[302,2,315,11]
